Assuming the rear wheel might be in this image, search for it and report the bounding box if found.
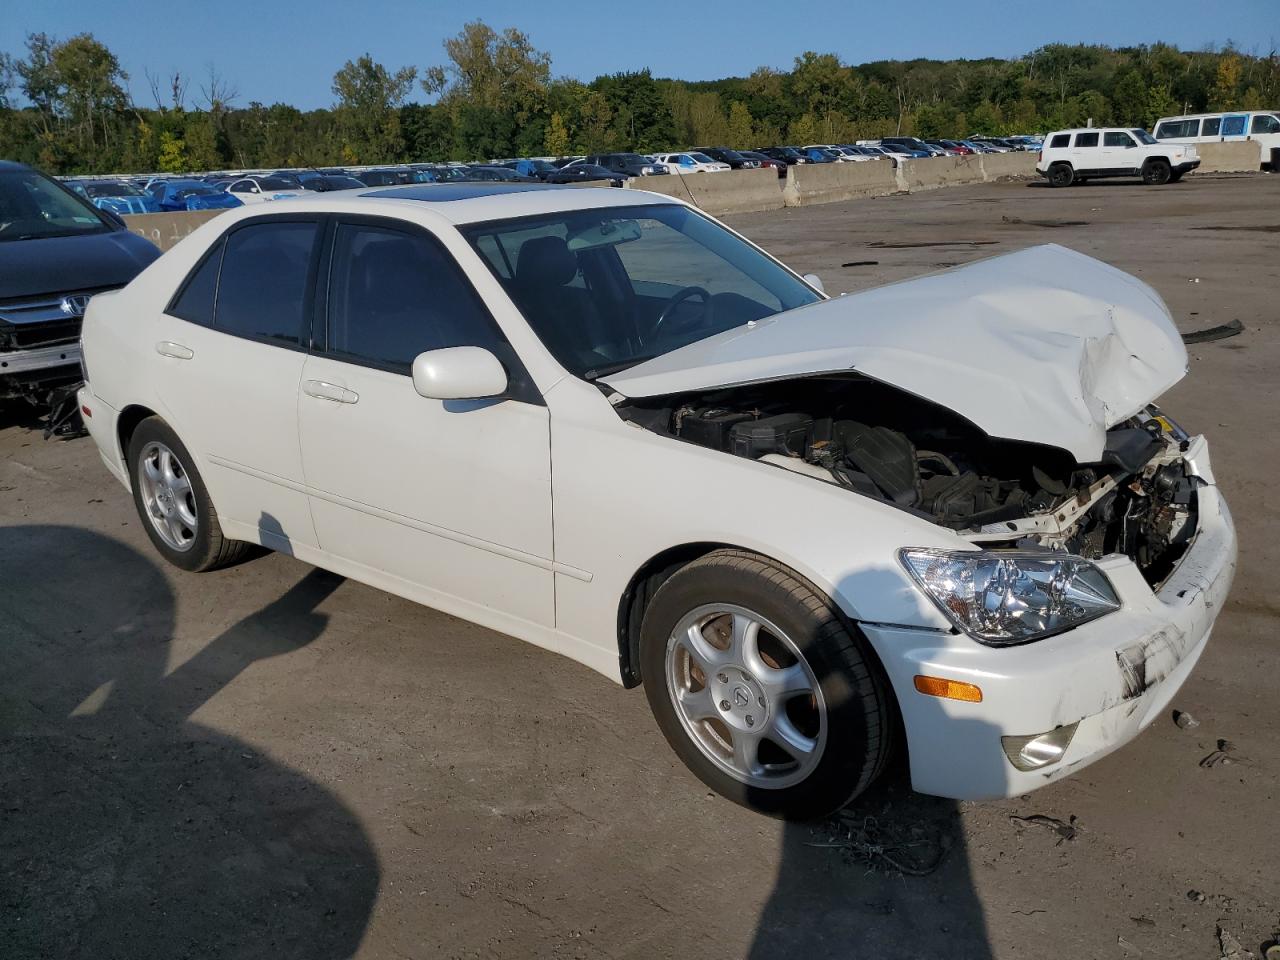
[128,417,255,572]
[639,549,891,819]
[1047,163,1074,188]
[1143,159,1172,185]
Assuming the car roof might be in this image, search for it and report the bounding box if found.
[0,160,32,173]
[206,182,679,226]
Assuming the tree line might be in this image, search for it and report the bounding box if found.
[1,22,1276,175]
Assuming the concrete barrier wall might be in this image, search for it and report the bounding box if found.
[783,160,899,207]
[680,168,783,215]
[896,154,985,192]
[1193,141,1264,174]
[122,210,228,252]
[978,152,1038,180]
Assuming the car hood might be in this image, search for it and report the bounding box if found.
[0,228,160,302]
[602,244,1187,462]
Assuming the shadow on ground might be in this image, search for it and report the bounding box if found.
[747,757,992,959]
[0,525,379,959]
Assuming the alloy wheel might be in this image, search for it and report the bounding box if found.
[665,603,827,789]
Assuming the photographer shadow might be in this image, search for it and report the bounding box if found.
[0,522,379,959]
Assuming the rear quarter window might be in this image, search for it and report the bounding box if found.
[1049,134,1070,148]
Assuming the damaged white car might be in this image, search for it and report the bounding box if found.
[77,183,1236,819]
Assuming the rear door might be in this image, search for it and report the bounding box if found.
[151,216,322,550]
[1070,131,1101,171]
[1221,114,1249,141]
[296,216,555,626]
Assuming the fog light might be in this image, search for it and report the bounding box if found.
[1001,722,1079,772]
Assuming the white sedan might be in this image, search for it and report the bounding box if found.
[651,152,732,174]
[224,175,304,204]
[78,183,1235,818]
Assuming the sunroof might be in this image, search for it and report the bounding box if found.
[363,183,574,202]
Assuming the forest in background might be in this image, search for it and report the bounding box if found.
[1,22,1277,174]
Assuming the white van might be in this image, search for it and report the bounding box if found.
[1152,111,1280,169]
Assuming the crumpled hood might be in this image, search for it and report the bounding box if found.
[603,244,1187,462]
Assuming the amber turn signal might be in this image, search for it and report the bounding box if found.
[913,674,983,703]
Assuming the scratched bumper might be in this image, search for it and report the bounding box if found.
[861,437,1236,800]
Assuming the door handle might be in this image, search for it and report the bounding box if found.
[155,341,194,360]
[303,379,359,404]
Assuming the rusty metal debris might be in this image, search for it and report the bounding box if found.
[1008,813,1078,844]
[1200,739,1245,768]
[806,812,952,876]
[1182,319,1244,344]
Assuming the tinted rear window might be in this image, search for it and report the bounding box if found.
[215,221,318,346]
[1074,132,1099,148]
[168,241,224,327]
[1050,134,1070,148]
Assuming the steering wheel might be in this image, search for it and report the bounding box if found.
[650,286,710,340]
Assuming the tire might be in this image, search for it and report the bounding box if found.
[1143,159,1171,185]
[1047,163,1074,188]
[127,417,255,572]
[639,549,891,820]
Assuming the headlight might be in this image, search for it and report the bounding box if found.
[641,165,656,175]
[899,549,1120,645]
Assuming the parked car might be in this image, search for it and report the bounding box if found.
[650,152,731,175]
[803,144,857,162]
[693,147,760,169]
[408,164,469,183]
[305,175,367,192]
[755,146,809,165]
[1037,127,1199,186]
[582,153,668,177]
[461,166,538,183]
[1153,111,1279,169]
[76,183,1234,818]
[926,139,969,155]
[226,175,306,204]
[0,160,159,415]
[149,179,244,212]
[69,179,162,215]
[737,150,786,176]
[353,168,414,187]
[496,158,561,180]
[543,163,626,186]
[800,146,839,163]
[881,137,935,156]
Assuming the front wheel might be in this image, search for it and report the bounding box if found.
[1143,159,1172,185]
[639,550,891,819]
[1047,163,1074,188]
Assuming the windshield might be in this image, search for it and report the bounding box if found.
[690,153,715,163]
[175,184,218,197]
[0,169,110,242]
[1131,129,1158,145]
[256,177,297,190]
[462,203,821,379]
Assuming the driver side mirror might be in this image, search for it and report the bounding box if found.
[412,347,508,400]
[802,273,825,294]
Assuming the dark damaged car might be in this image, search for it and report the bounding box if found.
[0,161,160,420]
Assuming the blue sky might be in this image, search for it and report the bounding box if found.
[3,0,1276,110]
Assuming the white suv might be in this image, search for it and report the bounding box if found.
[1037,128,1199,187]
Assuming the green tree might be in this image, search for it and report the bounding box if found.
[156,129,187,172]
[332,54,416,163]
[544,110,570,156]
[726,100,754,147]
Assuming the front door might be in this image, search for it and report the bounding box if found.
[297,217,555,626]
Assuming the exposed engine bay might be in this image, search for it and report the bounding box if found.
[617,374,1200,589]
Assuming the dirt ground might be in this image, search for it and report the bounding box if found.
[2,174,1277,960]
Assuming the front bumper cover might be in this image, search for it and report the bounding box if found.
[861,436,1236,800]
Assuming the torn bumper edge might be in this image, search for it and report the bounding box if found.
[860,437,1236,800]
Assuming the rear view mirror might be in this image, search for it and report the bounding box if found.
[567,219,641,252]
[412,347,508,400]
[802,273,825,294]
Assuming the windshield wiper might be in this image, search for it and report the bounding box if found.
[583,356,656,381]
